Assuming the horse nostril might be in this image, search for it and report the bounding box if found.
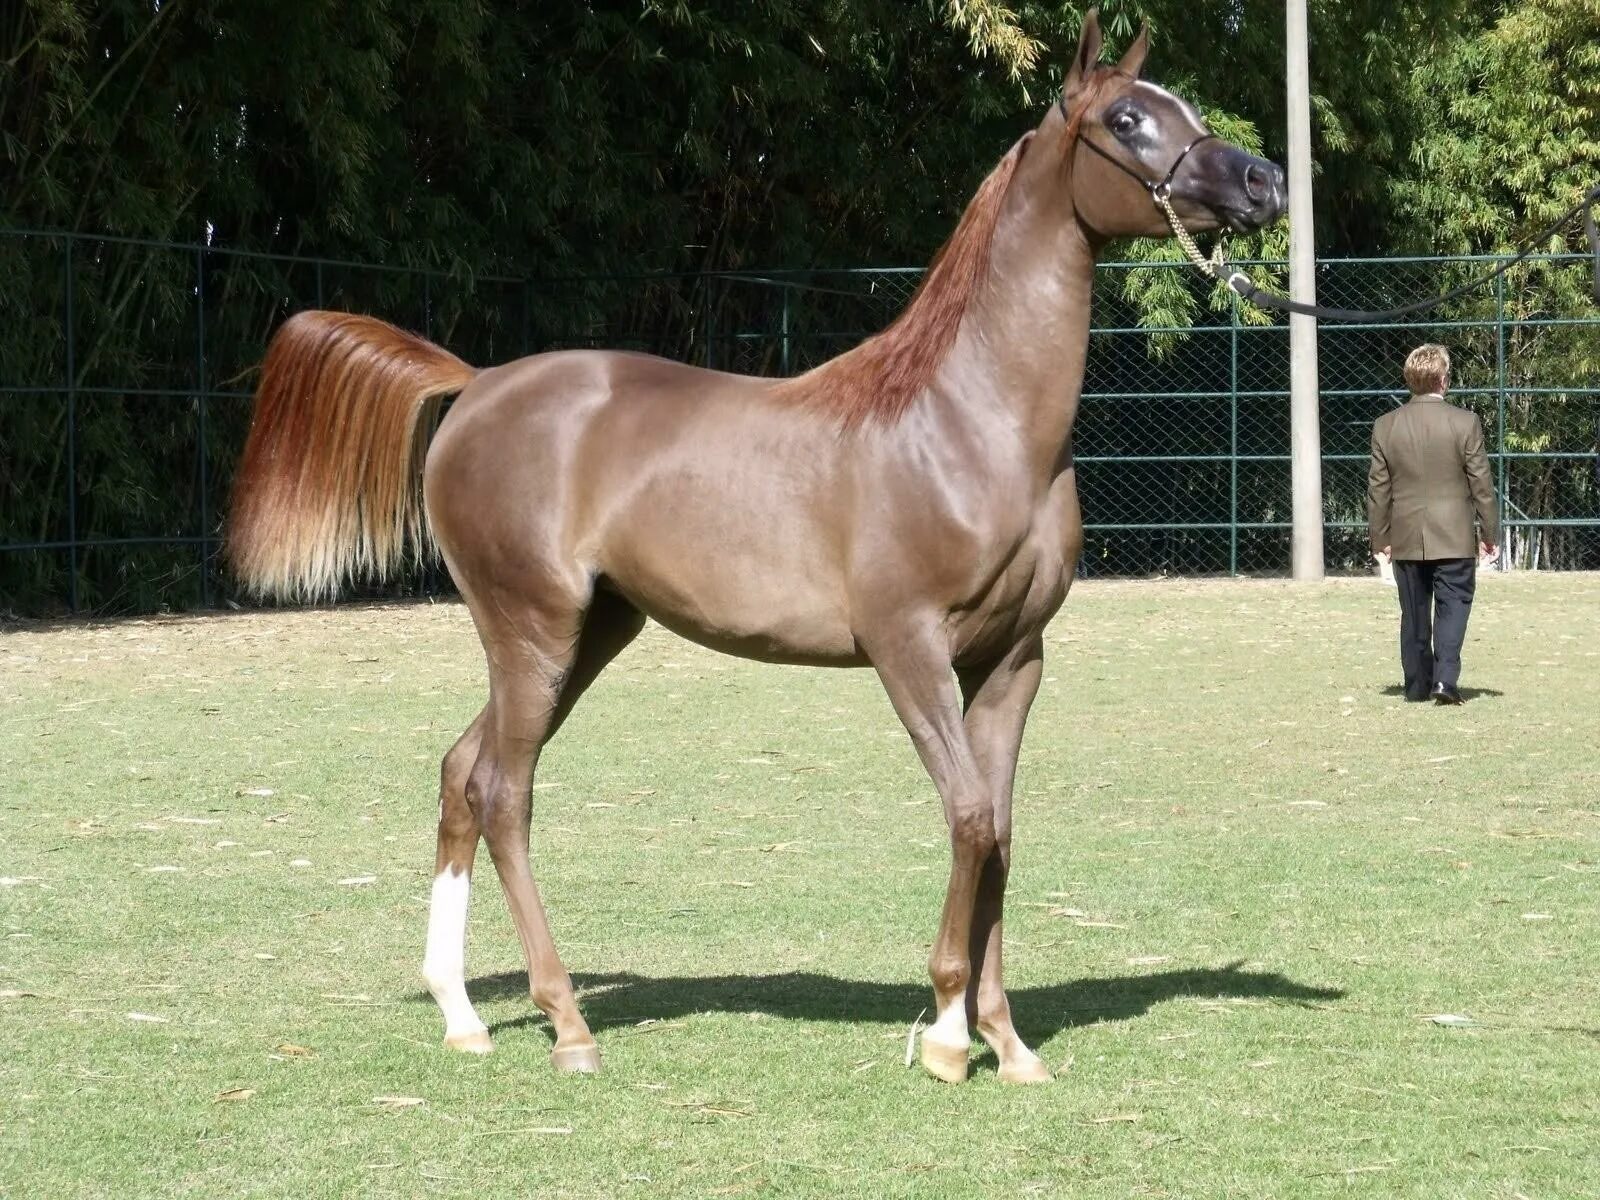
[1244,163,1271,205]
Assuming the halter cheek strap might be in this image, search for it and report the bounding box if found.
[1056,90,1231,282]
[1056,93,1220,202]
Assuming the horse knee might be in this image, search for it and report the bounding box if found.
[438,757,472,825]
[462,761,488,817]
[949,802,998,859]
[929,951,972,998]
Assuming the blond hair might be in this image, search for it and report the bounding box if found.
[1403,344,1451,395]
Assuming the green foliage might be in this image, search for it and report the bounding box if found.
[9,1,1469,287]
[1393,0,1600,253]
[1389,0,1600,564]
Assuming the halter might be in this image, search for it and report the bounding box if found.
[1058,92,1219,206]
[1057,92,1228,275]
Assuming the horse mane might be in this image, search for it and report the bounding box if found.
[772,135,1033,428]
[774,69,1125,428]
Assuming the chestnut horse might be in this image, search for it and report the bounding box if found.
[228,12,1285,1084]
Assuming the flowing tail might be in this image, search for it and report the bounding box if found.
[226,310,477,602]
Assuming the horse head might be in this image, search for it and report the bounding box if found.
[1037,9,1287,243]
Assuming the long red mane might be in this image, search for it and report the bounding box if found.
[772,135,1033,427]
[775,70,1125,427]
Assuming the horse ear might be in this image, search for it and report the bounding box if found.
[1118,20,1150,78]
[1064,8,1104,95]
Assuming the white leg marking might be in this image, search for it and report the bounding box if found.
[421,866,488,1044]
[924,995,971,1052]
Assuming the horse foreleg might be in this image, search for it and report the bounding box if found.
[958,635,1050,1083]
[869,624,993,1084]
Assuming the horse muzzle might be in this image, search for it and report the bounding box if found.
[1180,146,1286,233]
[1218,151,1287,232]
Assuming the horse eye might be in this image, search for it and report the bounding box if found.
[1110,112,1139,137]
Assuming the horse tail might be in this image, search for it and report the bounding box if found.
[226,310,477,602]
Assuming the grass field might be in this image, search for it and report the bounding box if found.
[2,574,1597,1198]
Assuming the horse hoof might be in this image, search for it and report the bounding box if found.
[551,1043,601,1075]
[919,1034,969,1084]
[997,1055,1051,1084]
[445,1030,494,1055]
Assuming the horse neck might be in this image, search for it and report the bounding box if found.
[950,184,1097,480]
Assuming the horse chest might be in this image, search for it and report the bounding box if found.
[950,488,1079,662]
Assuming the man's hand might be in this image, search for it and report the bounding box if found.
[1480,540,1498,559]
[1381,545,1390,558]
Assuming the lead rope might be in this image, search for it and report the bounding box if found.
[1063,90,1599,316]
[1154,180,1600,323]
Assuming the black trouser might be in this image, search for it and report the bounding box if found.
[1393,557,1476,695]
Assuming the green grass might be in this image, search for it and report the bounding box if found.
[2,575,1597,1198]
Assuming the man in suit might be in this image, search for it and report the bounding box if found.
[1367,344,1499,705]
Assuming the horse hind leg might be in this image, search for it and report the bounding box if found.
[468,591,645,1074]
[422,707,494,1053]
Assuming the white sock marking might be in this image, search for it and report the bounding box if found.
[422,866,486,1040]
[925,995,971,1051]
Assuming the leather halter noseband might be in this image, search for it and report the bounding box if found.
[1056,92,1219,203]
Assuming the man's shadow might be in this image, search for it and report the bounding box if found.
[1379,684,1503,700]
[428,961,1343,1051]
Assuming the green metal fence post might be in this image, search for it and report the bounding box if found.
[522,279,532,356]
[196,246,211,606]
[1229,289,1240,575]
[421,271,436,597]
[1495,265,1507,568]
[781,285,791,376]
[64,237,79,613]
[704,287,715,371]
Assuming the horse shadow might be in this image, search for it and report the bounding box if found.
[425,961,1344,1049]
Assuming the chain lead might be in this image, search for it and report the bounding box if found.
[1155,190,1223,280]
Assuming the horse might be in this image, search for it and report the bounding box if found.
[226,10,1286,1085]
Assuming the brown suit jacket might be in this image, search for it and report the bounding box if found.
[1368,393,1498,560]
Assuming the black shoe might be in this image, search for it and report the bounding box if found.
[1404,685,1431,703]
[1432,683,1463,705]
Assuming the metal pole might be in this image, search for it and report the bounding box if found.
[421,273,438,599]
[64,239,79,613]
[1287,0,1324,579]
[1230,293,1240,575]
[196,247,211,606]
[522,279,532,356]
[781,286,792,376]
[1495,266,1507,571]
[704,289,714,371]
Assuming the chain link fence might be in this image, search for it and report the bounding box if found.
[3,228,1596,616]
